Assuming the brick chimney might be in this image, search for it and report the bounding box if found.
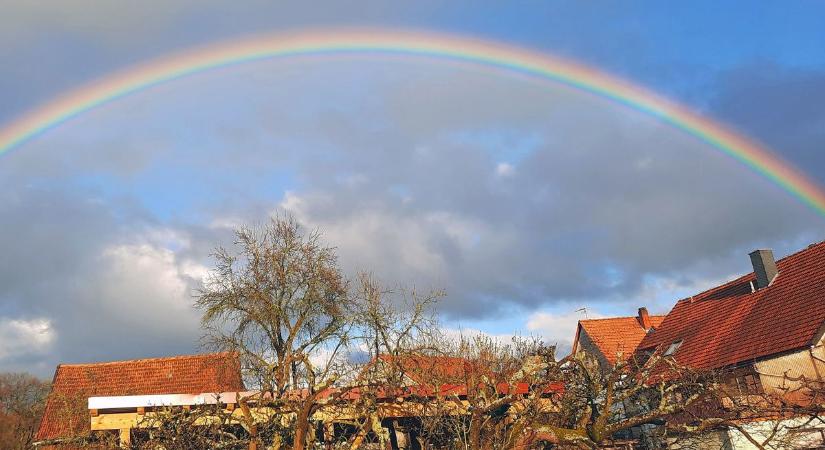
[637,307,652,330]
[749,249,778,289]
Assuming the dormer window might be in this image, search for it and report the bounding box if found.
[664,340,683,356]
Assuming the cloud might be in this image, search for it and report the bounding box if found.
[0,318,55,362]
[0,183,215,376]
[0,55,822,375]
[709,63,825,185]
[88,242,205,335]
[495,162,515,177]
[280,190,488,285]
[245,59,820,317]
[525,310,602,357]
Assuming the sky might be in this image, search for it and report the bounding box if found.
[1,1,825,377]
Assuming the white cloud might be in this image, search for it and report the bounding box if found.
[0,318,55,361]
[279,191,488,282]
[495,162,515,177]
[440,326,520,344]
[94,243,203,322]
[85,233,211,342]
[209,216,246,230]
[525,310,603,357]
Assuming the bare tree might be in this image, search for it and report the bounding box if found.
[0,372,50,450]
[131,405,250,450]
[195,216,442,450]
[402,334,561,450]
[331,273,443,450]
[82,215,823,449]
[196,216,354,449]
[667,368,825,450]
[401,345,764,450]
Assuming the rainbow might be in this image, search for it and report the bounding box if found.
[1,29,824,216]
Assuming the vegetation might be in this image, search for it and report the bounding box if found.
[0,372,50,450]
[8,216,825,449]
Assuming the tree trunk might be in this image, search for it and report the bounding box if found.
[468,414,483,450]
[293,403,313,450]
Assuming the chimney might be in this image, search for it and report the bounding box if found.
[749,249,778,289]
[637,307,652,330]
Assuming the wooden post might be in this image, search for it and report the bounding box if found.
[392,420,410,450]
[119,428,131,448]
[324,422,334,450]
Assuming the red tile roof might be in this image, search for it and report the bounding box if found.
[574,315,665,365]
[637,241,825,370]
[375,354,563,397]
[377,354,481,385]
[35,352,244,442]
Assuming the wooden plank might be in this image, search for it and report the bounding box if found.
[90,397,558,432]
[88,391,258,410]
[119,428,131,448]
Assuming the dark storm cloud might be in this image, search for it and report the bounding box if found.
[709,63,825,184]
[0,183,213,376]
[235,61,821,317]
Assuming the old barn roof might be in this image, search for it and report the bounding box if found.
[35,352,244,442]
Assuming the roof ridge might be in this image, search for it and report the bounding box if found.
[777,239,825,263]
[678,272,754,303]
[675,241,825,305]
[580,314,665,323]
[57,351,233,368]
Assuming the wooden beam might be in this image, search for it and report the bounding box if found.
[90,398,559,432]
[118,429,131,448]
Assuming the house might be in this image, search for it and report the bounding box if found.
[34,352,244,448]
[80,352,566,449]
[636,245,825,396]
[571,307,665,371]
[631,243,825,448]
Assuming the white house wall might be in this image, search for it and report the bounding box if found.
[755,345,825,395]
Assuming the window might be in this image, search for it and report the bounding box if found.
[664,340,683,356]
[739,374,761,394]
